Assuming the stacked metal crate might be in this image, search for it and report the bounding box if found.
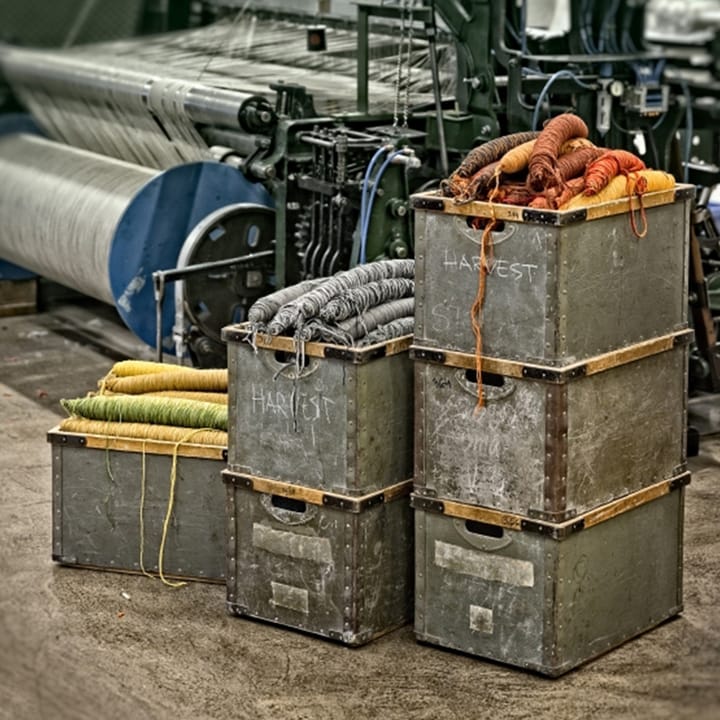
[409,186,694,676]
[221,325,415,646]
[49,429,227,582]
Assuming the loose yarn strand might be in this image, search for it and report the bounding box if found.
[156,428,215,588]
[138,440,156,580]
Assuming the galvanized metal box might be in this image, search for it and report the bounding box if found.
[223,325,414,495]
[412,187,692,365]
[413,330,690,521]
[224,469,413,646]
[413,473,688,677]
[49,428,227,582]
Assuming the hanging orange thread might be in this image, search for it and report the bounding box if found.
[469,216,497,411]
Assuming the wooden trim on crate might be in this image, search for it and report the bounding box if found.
[411,472,690,540]
[222,470,413,513]
[411,494,524,531]
[410,185,693,225]
[223,322,412,363]
[47,428,227,461]
[410,329,692,382]
[581,472,691,530]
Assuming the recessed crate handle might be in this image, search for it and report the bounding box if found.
[456,368,515,402]
[261,492,318,525]
[271,494,307,513]
[455,215,517,247]
[259,348,320,379]
[453,518,512,552]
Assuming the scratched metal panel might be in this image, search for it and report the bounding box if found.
[551,487,684,674]
[414,197,689,365]
[226,484,413,645]
[51,442,226,581]
[414,487,684,676]
[415,343,687,519]
[227,340,413,494]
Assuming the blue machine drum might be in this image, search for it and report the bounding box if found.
[110,161,273,351]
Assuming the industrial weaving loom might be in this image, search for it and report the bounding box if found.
[2,0,719,378]
[0,2,455,365]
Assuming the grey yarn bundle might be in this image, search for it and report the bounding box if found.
[249,260,415,346]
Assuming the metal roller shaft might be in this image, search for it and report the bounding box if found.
[0,133,154,303]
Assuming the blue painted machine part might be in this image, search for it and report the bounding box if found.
[0,259,36,280]
[0,113,43,138]
[109,161,273,352]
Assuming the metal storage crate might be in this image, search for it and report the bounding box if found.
[412,187,692,365]
[223,325,414,495]
[413,472,689,677]
[49,428,227,582]
[413,330,690,521]
[224,469,413,646]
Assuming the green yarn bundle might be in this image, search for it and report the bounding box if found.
[61,395,228,432]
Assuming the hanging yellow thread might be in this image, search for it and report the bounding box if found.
[156,428,217,588]
[138,439,156,580]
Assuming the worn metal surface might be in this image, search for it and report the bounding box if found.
[414,481,685,677]
[227,336,413,494]
[415,341,688,520]
[49,430,226,582]
[413,195,690,365]
[225,476,413,646]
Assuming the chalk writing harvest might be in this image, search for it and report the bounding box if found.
[442,248,539,283]
[251,384,336,423]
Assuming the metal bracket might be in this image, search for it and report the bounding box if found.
[47,432,86,448]
[223,473,254,489]
[410,347,446,364]
[522,364,587,383]
[323,344,387,364]
[411,195,445,211]
[520,517,585,540]
[669,471,692,491]
[410,495,444,514]
[522,208,587,226]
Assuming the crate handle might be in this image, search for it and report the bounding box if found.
[454,215,517,247]
[271,494,307,513]
[455,368,515,402]
[452,518,512,552]
[259,348,321,379]
[260,492,318,525]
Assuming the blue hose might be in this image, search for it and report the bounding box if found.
[359,150,405,264]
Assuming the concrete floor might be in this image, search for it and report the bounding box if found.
[1,301,719,720]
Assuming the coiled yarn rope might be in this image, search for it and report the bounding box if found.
[61,395,228,431]
[138,390,228,404]
[357,316,415,347]
[318,278,415,323]
[265,259,414,336]
[101,369,227,394]
[108,360,196,377]
[57,417,227,446]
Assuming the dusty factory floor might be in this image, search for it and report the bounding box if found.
[1,299,719,720]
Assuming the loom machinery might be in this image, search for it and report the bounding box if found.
[0,0,719,377]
